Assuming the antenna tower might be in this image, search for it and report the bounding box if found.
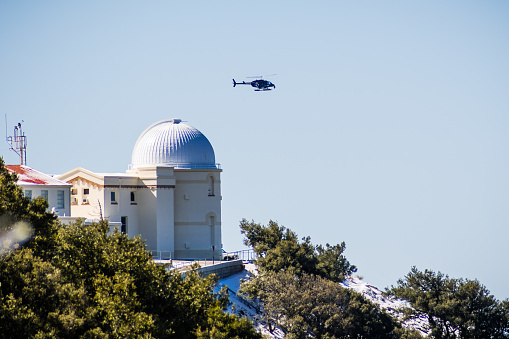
[6,121,27,165]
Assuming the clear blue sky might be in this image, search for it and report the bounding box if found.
[1,1,508,300]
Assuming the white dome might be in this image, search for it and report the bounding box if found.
[131,119,216,169]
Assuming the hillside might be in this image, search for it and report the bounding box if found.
[217,263,429,338]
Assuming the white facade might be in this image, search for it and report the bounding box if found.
[57,119,222,260]
[6,165,72,217]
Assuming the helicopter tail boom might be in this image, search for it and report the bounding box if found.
[233,79,250,87]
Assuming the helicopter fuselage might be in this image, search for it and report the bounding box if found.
[251,79,275,90]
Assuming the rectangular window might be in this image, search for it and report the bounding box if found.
[40,190,49,201]
[83,188,89,195]
[111,191,117,203]
[57,190,65,209]
[24,190,32,200]
[71,188,78,195]
[121,216,127,234]
[130,191,135,203]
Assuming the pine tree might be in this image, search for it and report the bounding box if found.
[240,218,356,281]
[387,267,509,338]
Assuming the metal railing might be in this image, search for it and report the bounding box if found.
[149,249,256,264]
[227,249,257,262]
[151,250,172,260]
[128,163,221,170]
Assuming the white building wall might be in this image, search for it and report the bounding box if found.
[102,175,141,237]
[70,179,105,220]
[135,166,176,257]
[156,187,174,257]
[136,186,158,251]
[173,169,222,259]
[47,186,71,217]
[118,188,140,236]
[21,185,71,217]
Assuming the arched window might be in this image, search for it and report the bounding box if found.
[207,175,215,196]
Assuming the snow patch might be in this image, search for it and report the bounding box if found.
[340,276,430,336]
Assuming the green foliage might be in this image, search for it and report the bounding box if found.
[240,219,356,282]
[387,267,509,339]
[194,306,263,339]
[315,242,355,283]
[0,248,88,337]
[0,158,260,338]
[241,270,400,338]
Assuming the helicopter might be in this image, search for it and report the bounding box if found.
[233,76,276,91]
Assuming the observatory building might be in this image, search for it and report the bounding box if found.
[57,119,222,260]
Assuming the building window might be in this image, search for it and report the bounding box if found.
[111,191,117,203]
[121,216,127,234]
[208,175,215,196]
[40,190,49,201]
[57,190,65,209]
[71,188,78,195]
[130,191,136,203]
[82,188,89,204]
[24,190,32,200]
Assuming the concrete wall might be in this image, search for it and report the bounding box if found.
[195,260,244,279]
[136,186,158,250]
[173,169,222,259]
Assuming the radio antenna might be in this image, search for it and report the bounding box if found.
[6,119,27,166]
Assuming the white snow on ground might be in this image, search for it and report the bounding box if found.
[216,264,285,338]
[340,276,430,336]
[217,263,429,338]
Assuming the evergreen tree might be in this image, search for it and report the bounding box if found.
[240,218,356,282]
[387,267,509,338]
[0,248,89,337]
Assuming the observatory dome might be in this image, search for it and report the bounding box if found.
[131,119,216,169]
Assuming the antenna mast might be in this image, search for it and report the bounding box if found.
[7,121,27,165]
